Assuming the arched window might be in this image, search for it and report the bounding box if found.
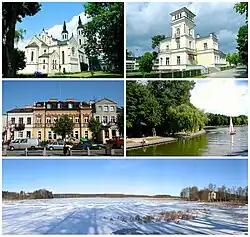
[62,51,65,64]
[176,28,180,35]
[31,51,34,61]
[79,39,82,45]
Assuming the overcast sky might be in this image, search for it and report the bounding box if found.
[126,2,246,56]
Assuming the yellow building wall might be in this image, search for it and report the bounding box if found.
[197,52,214,66]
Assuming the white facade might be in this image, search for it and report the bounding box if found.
[20,17,88,74]
[158,7,226,71]
[5,109,34,141]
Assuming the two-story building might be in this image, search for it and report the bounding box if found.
[5,107,34,141]
[32,99,92,141]
[92,98,120,143]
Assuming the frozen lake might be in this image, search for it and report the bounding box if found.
[2,198,248,235]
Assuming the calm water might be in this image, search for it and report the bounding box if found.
[127,126,248,156]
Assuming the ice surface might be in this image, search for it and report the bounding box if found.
[2,198,248,235]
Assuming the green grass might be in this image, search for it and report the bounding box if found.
[49,71,123,78]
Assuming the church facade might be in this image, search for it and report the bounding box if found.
[20,16,88,74]
[158,7,227,71]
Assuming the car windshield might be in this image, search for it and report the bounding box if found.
[12,139,20,143]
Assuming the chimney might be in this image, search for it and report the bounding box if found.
[196,33,200,38]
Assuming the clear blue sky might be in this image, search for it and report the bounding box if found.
[16,2,85,40]
[2,81,124,113]
[3,159,248,196]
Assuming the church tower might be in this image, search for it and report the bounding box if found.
[61,21,68,40]
[77,16,84,47]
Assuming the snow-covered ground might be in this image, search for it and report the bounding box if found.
[2,198,248,235]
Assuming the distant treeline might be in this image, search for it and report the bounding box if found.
[3,189,53,200]
[206,114,248,126]
[180,183,248,203]
[3,190,174,200]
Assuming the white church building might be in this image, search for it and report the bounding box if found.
[158,7,227,71]
[20,16,88,74]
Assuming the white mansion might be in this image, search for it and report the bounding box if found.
[126,7,227,72]
[158,7,226,71]
[20,16,89,74]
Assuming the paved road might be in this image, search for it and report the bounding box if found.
[207,68,248,78]
[3,149,124,157]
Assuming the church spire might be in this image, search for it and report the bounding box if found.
[77,16,84,29]
[61,21,68,40]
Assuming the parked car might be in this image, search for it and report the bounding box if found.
[9,138,41,151]
[46,141,73,150]
[72,142,105,150]
[107,137,124,149]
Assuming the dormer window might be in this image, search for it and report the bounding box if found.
[68,103,73,109]
[47,104,51,109]
[58,103,61,109]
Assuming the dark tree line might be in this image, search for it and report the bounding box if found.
[180,183,248,203]
[126,81,208,138]
[3,189,53,200]
[207,114,248,126]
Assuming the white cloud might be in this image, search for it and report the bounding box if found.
[16,12,88,50]
[190,80,248,116]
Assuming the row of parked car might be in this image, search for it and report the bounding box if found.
[7,138,106,151]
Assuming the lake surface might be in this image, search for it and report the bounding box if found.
[127,126,248,156]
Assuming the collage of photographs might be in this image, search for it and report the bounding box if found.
[1,1,249,235]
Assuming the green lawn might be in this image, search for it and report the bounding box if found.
[49,71,123,78]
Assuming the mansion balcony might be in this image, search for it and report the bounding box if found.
[14,123,25,131]
[101,121,117,127]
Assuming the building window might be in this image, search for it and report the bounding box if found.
[62,51,65,64]
[27,117,31,125]
[75,117,79,123]
[81,30,83,35]
[43,65,45,69]
[84,117,89,123]
[11,118,15,124]
[43,59,45,63]
[79,39,82,45]
[166,45,169,50]
[46,117,51,123]
[53,132,57,139]
[111,116,116,123]
[103,116,108,124]
[31,51,34,61]
[95,116,100,122]
[68,103,73,109]
[75,131,79,139]
[204,43,208,50]
[26,131,31,138]
[98,106,102,111]
[36,117,42,123]
[48,131,52,139]
[160,58,163,65]
[176,28,180,35]
[44,49,46,53]
[189,29,192,36]
[84,131,88,138]
[110,106,115,112]
[105,130,109,138]
[38,131,41,139]
[18,132,23,138]
[166,57,169,65]
[19,118,24,124]
[57,103,61,109]
[53,117,58,123]
[103,106,108,112]
[189,41,192,49]
[112,130,116,137]
[177,56,180,65]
